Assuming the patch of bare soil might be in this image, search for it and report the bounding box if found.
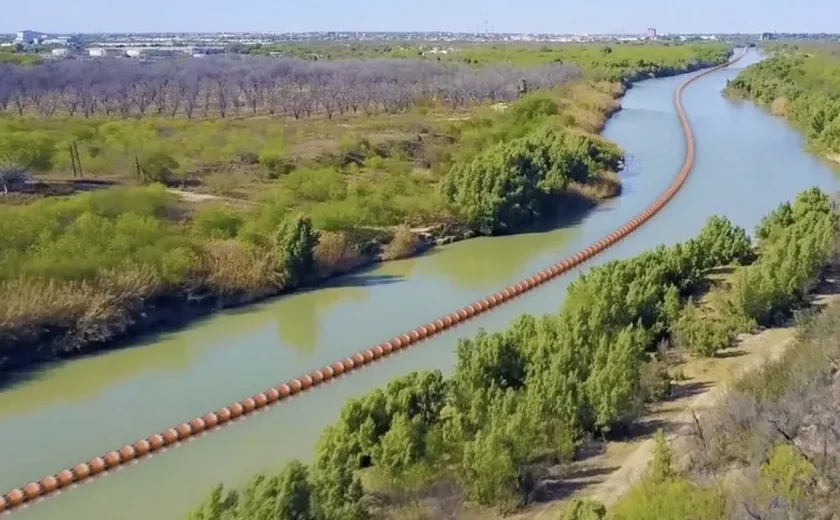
[165,188,255,208]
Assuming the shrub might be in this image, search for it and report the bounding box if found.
[273,214,318,287]
[561,499,606,520]
[672,300,735,357]
[139,151,180,184]
[313,231,361,274]
[192,207,246,240]
[381,225,422,261]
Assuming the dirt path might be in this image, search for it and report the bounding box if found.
[511,278,840,520]
[588,329,796,507]
[589,285,840,508]
[166,188,255,207]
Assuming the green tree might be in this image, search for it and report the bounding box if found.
[0,131,55,194]
[139,150,180,184]
[187,484,238,520]
[561,498,606,520]
[373,413,426,478]
[759,444,815,507]
[459,426,529,511]
[274,214,318,287]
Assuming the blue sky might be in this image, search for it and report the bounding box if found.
[4,0,839,35]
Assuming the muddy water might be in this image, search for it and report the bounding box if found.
[4,49,839,519]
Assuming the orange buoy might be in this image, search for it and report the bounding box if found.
[40,475,58,494]
[23,482,41,501]
[215,407,232,424]
[119,445,136,462]
[88,457,106,475]
[5,489,24,508]
[241,398,256,413]
[254,393,268,408]
[289,378,304,393]
[56,469,74,488]
[162,428,179,445]
[189,417,207,434]
[134,439,151,457]
[175,423,192,439]
[73,463,91,480]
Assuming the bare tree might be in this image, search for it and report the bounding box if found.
[0,55,581,120]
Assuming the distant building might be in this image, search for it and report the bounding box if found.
[646,28,657,39]
[760,32,777,41]
[88,47,125,57]
[14,30,44,45]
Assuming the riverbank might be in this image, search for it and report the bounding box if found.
[724,46,840,167]
[0,59,730,376]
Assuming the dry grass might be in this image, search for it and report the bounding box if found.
[381,225,424,261]
[569,170,622,201]
[314,231,364,275]
[196,240,280,295]
[770,96,790,117]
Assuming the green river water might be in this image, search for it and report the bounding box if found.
[2,49,839,519]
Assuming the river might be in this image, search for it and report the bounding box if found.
[2,48,838,519]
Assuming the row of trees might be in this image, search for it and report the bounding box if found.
[725,49,840,156]
[187,189,839,519]
[0,57,581,119]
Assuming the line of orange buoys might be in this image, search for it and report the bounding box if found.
[0,49,745,515]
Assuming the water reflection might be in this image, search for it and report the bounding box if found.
[419,227,578,290]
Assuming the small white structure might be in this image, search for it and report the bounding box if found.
[126,47,179,58]
[88,47,125,57]
[51,47,72,57]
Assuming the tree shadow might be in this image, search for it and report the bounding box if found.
[531,465,621,503]
[707,265,737,276]
[328,273,406,289]
[0,319,188,393]
[607,418,672,441]
[665,380,715,401]
[714,349,748,359]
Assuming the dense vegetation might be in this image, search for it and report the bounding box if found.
[187,188,839,519]
[725,46,840,160]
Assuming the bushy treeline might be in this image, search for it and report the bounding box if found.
[439,94,623,234]
[725,49,840,158]
[187,189,838,520]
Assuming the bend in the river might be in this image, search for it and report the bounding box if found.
[0,51,748,515]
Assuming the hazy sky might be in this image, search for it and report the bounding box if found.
[4,0,838,35]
